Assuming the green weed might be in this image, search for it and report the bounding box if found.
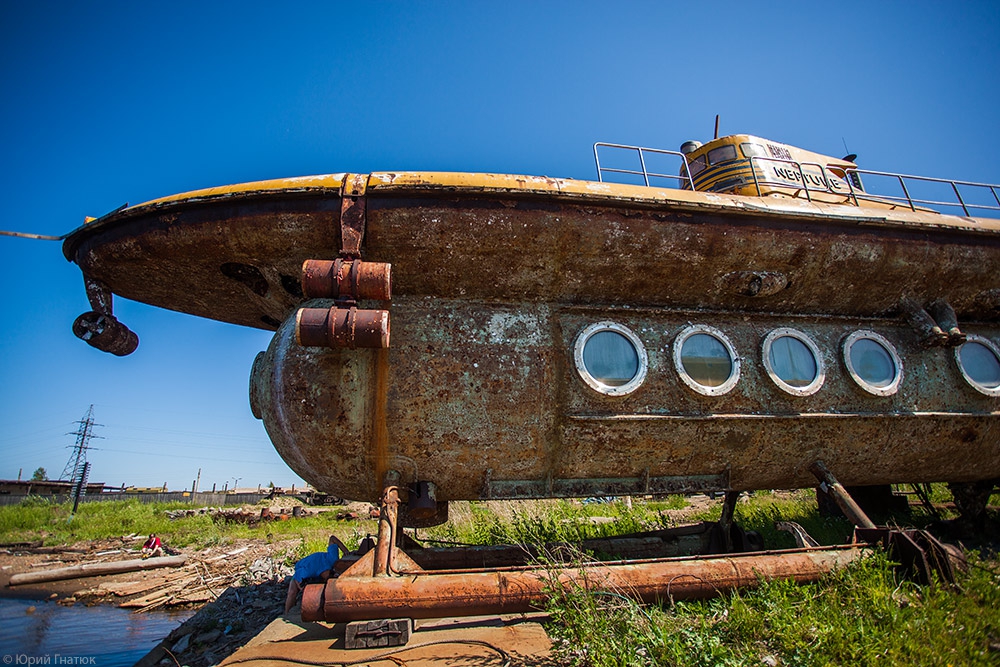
[545,549,1000,666]
[0,499,373,550]
[424,498,668,548]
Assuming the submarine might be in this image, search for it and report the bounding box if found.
[60,134,1000,524]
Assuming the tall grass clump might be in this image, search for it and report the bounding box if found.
[545,573,664,667]
[0,498,217,546]
[424,498,679,548]
[0,496,61,538]
[545,549,1000,666]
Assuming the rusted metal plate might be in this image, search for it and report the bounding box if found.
[65,195,343,330]
[484,473,729,499]
[251,296,1000,502]
[218,612,552,665]
[62,174,1000,332]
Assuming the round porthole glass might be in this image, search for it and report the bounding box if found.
[673,325,740,396]
[574,322,648,396]
[955,335,1000,397]
[843,331,902,396]
[762,328,825,396]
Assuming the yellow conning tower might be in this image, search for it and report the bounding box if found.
[678,134,870,207]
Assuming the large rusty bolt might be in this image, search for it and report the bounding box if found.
[301,259,392,302]
[72,311,139,356]
[295,306,390,349]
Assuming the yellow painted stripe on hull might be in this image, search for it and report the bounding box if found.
[80,171,999,235]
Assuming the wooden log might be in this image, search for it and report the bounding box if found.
[99,571,199,597]
[16,546,89,555]
[0,540,43,549]
[100,580,170,597]
[8,555,188,586]
[123,587,215,609]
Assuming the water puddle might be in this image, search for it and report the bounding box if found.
[0,598,194,666]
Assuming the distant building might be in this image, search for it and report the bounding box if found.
[0,479,107,496]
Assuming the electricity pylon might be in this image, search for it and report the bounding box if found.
[59,405,103,488]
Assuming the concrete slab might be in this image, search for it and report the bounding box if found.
[220,612,554,666]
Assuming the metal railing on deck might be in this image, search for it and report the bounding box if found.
[594,142,695,190]
[595,141,1000,218]
[845,169,1000,218]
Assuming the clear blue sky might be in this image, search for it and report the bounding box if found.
[1,2,998,492]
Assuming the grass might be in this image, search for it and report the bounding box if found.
[424,490,998,666]
[544,550,1000,666]
[423,496,690,547]
[2,489,998,665]
[0,497,375,554]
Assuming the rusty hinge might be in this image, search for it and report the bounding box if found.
[339,173,369,259]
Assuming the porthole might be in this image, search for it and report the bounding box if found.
[673,325,741,396]
[842,331,902,396]
[762,328,825,396]
[574,322,648,396]
[954,335,1000,397]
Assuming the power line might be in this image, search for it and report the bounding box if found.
[96,447,277,465]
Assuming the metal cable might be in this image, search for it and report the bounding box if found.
[0,230,65,240]
[221,638,512,666]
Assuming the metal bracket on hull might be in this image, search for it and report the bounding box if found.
[293,173,395,350]
[898,297,966,348]
[339,173,369,259]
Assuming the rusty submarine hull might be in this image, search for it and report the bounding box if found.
[62,166,1000,509]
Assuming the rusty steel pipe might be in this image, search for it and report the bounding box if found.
[301,259,392,302]
[373,471,401,577]
[302,546,863,622]
[810,460,877,529]
[295,306,389,349]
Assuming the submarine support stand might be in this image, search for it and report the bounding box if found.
[302,471,863,633]
[810,459,965,586]
[299,464,966,645]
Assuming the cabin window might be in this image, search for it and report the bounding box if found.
[707,145,737,165]
[741,143,768,159]
[574,322,648,396]
[955,336,1000,396]
[688,155,707,177]
[762,328,825,396]
[843,331,902,396]
[673,325,741,396]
